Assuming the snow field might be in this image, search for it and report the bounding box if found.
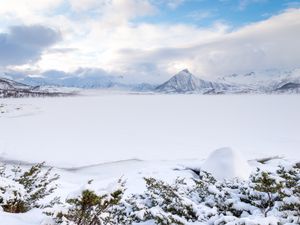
[0,94,299,167]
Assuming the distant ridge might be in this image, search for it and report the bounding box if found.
[0,77,74,98]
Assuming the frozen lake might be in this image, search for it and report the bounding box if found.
[0,94,300,167]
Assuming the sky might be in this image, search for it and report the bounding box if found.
[0,0,300,82]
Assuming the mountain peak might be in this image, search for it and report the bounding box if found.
[173,69,194,80]
[155,69,230,93]
[181,69,191,74]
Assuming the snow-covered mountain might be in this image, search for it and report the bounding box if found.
[217,68,300,93]
[2,68,156,92]
[0,77,75,98]
[155,69,235,94]
[0,77,33,91]
[2,67,300,95]
[156,68,300,94]
[2,69,126,89]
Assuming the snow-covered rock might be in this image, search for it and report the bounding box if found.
[201,147,251,180]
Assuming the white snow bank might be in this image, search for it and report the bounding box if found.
[0,209,45,225]
[213,215,279,225]
[201,147,251,180]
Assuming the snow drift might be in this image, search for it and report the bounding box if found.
[201,147,251,180]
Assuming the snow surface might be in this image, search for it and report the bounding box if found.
[0,209,46,225]
[0,92,299,224]
[201,147,251,180]
[0,93,300,167]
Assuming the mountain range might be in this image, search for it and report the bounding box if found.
[156,69,300,94]
[0,77,75,98]
[1,68,300,96]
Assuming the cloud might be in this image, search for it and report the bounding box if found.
[238,0,268,10]
[30,8,300,81]
[166,0,186,9]
[47,47,78,54]
[0,0,299,82]
[69,0,102,12]
[108,9,300,78]
[284,1,300,9]
[0,25,61,66]
[68,0,155,20]
[187,10,215,21]
[194,8,300,75]
[0,0,63,23]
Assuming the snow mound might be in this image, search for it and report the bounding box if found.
[201,147,251,180]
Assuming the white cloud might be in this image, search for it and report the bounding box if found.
[166,0,186,9]
[187,10,215,21]
[69,0,101,12]
[98,8,300,79]
[0,0,63,23]
[69,0,156,19]
[0,0,299,82]
[238,0,268,10]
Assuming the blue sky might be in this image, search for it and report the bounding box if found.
[136,0,294,27]
[0,0,299,81]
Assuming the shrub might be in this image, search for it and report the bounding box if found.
[126,177,215,225]
[247,168,283,217]
[52,179,128,225]
[0,176,27,213]
[125,167,299,224]
[0,162,60,213]
[192,170,216,202]
[277,165,300,223]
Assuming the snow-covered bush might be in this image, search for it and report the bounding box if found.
[243,168,283,217]
[206,164,300,223]
[0,162,59,213]
[277,165,300,223]
[126,176,218,225]
[192,170,217,202]
[2,160,297,224]
[125,165,299,225]
[0,176,27,213]
[51,179,129,225]
[192,171,258,219]
[203,179,243,217]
